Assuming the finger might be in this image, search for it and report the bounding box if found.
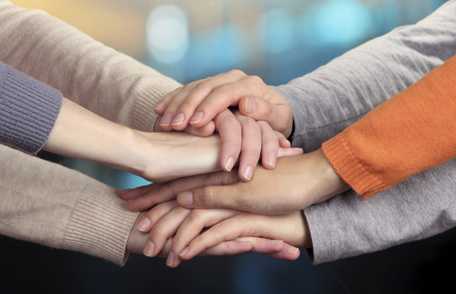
[276,132,292,148]
[172,209,237,256]
[166,82,205,131]
[190,75,267,128]
[235,115,262,181]
[158,237,174,257]
[203,240,253,256]
[238,95,292,136]
[215,110,242,172]
[126,184,178,212]
[181,214,303,260]
[136,201,178,233]
[270,245,301,261]
[173,70,246,130]
[236,237,300,260]
[144,206,190,257]
[177,183,246,211]
[236,237,284,254]
[159,84,197,131]
[117,184,154,200]
[172,239,253,268]
[277,148,303,158]
[126,171,237,211]
[258,121,279,169]
[185,122,216,137]
[179,215,255,260]
[154,87,182,114]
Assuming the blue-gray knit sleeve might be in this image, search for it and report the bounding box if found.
[0,63,63,154]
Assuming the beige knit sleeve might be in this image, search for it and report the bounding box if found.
[0,2,181,265]
[0,145,138,265]
[0,1,181,132]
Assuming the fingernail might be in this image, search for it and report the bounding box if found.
[178,192,194,207]
[289,247,300,259]
[180,247,190,259]
[143,241,156,257]
[166,252,176,267]
[224,156,234,171]
[244,97,256,114]
[266,157,276,168]
[137,217,152,232]
[171,113,185,126]
[159,113,173,126]
[190,111,204,124]
[242,166,253,181]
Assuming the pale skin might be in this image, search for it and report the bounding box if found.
[154,69,294,180]
[44,97,303,259]
[46,98,302,182]
[121,69,349,267]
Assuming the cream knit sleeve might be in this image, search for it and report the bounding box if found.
[0,1,181,131]
[0,2,181,265]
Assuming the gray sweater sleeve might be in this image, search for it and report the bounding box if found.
[275,1,456,263]
[277,0,456,151]
[0,63,62,154]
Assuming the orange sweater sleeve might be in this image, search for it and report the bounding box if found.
[322,55,456,197]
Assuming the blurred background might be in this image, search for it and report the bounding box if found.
[2,0,454,293]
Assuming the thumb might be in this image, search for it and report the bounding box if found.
[177,184,246,211]
[239,96,291,136]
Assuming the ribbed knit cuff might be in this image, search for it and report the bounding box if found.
[131,77,181,132]
[322,133,386,197]
[0,64,63,154]
[62,192,139,266]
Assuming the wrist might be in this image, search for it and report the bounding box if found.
[132,132,221,180]
[297,149,349,206]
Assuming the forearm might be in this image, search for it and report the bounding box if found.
[277,0,456,151]
[45,98,221,180]
[0,1,180,131]
[305,159,456,264]
[0,144,138,265]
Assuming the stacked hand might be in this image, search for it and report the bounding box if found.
[119,70,348,267]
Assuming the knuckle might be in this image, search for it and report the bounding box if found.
[247,75,265,87]
[234,191,251,210]
[150,226,166,241]
[193,82,211,94]
[214,84,234,97]
[229,69,245,77]
[197,187,215,207]
[240,116,256,128]
[188,209,205,223]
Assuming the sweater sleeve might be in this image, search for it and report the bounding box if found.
[0,2,181,265]
[273,1,456,263]
[0,144,139,265]
[276,0,456,152]
[0,63,62,154]
[322,55,456,197]
[0,1,181,132]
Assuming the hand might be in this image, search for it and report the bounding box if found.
[121,150,348,215]
[126,216,290,260]
[174,150,349,215]
[126,130,299,182]
[156,109,300,181]
[177,211,310,263]
[155,70,293,137]
[127,204,302,267]
[154,70,295,178]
